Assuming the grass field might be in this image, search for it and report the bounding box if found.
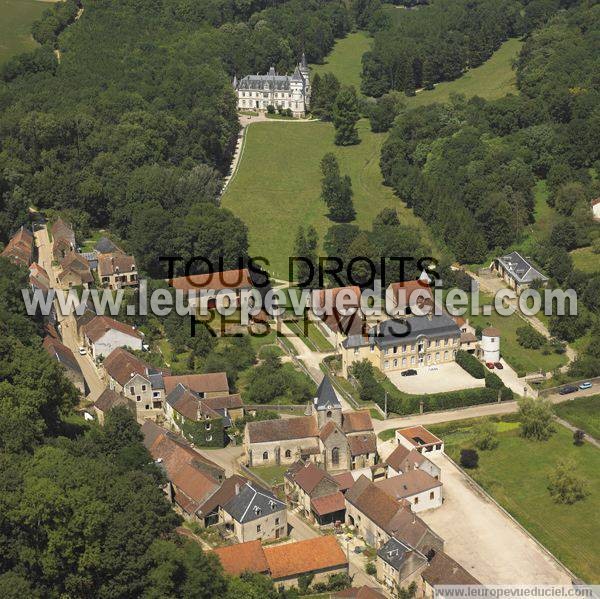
[405,39,523,109]
[571,246,600,274]
[555,395,600,440]
[285,317,334,352]
[221,119,439,280]
[247,464,288,487]
[438,419,600,582]
[312,31,372,92]
[0,0,50,65]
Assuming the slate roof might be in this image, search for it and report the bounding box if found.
[236,65,308,91]
[315,376,341,411]
[422,550,480,586]
[213,540,270,576]
[163,372,229,396]
[222,481,285,524]
[375,469,442,500]
[246,415,318,443]
[82,316,143,343]
[42,336,82,376]
[264,536,347,580]
[377,537,426,572]
[342,410,373,434]
[94,236,123,255]
[375,315,460,348]
[496,251,548,284]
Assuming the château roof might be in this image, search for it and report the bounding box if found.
[236,63,307,91]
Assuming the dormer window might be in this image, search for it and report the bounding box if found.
[253,506,262,516]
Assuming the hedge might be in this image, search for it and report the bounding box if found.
[485,371,514,401]
[456,350,486,379]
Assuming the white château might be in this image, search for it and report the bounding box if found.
[233,54,310,118]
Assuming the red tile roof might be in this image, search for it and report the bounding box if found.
[422,550,480,586]
[104,347,153,386]
[213,540,269,576]
[163,372,229,395]
[287,461,334,495]
[334,586,387,599]
[98,253,136,277]
[82,316,143,343]
[375,470,442,500]
[333,471,355,492]
[397,426,442,448]
[264,536,347,580]
[347,433,377,457]
[169,268,253,292]
[385,446,425,473]
[311,491,346,516]
[342,410,373,434]
[247,415,318,443]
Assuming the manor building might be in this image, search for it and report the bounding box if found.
[234,55,310,117]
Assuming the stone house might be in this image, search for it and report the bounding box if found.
[220,480,287,543]
[385,278,434,318]
[57,252,94,288]
[93,388,132,425]
[42,335,86,395]
[81,315,143,359]
[374,470,443,513]
[214,536,348,589]
[103,347,166,420]
[385,445,441,480]
[284,461,346,526]
[344,475,443,553]
[420,550,480,597]
[341,314,461,377]
[98,253,138,289]
[492,251,548,293]
[51,218,75,261]
[396,426,444,456]
[163,372,230,398]
[1,226,34,267]
[377,536,429,591]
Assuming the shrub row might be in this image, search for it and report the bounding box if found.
[456,350,486,378]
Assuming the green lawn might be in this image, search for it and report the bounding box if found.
[555,395,600,440]
[312,31,372,92]
[0,0,49,65]
[405,39,523,109]
[248,464,288,487]
[571,246,600,274]
[440,420,600,583]
[221,119,439,280]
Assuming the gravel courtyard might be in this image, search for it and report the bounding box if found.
[386,362,486,394]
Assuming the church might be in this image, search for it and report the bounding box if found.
[244,377,378,472]
[233,54,310,117]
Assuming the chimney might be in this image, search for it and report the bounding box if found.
[235,483,240,495]
[412,514,416,524]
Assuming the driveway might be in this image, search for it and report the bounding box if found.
[197,445,244,477]
[387,363,485,394]
[419,453,572,584]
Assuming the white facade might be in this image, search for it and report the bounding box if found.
[481,331,500,363]
[235,57,310,118]
[86,329,143,359]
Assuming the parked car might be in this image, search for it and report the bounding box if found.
[486,362,495,369]
[559,385,578,395]
[579,381,592,390]
[494,362,503,369]
[78,347,87,355]
[401,369,417,377]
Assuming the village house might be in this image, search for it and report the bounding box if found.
[142,420,226,520]
[163,372,230,398]
[29,263,50,292]
[81,315,143,359]
[94,236,124,255]
[93,388,131,424]
[98,252,138,289]
[377,536,429,591]
[51,218,76,261]
[103,348,166,420]
[341,314,461,377]
[385,277,434,318]
[220,480,287,543]
[1,226,34,267]
[396,426,444,456]
[244,377,377,472]
[385,444,441,480]
[311,285,365,346]
[420,550,480,597]
[333,586,386,599]
[214,536,348,588]
[42,335,86,394]
[344,475,444,553]
[234,55,310,118]
[492,251,548,293]
[374,470,443,513]
[284,461,347,526]
[57,252,94,288]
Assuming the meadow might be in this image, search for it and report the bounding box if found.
[435,418,600,583]
[554,395,600,440]
[0,0,49,64]
[221,119,438,280]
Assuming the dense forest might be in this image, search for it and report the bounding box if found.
[0,0,352,277]
[380,0,600,377]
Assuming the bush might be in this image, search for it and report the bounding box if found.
[456,350,485,379]
[472,420,499,450]
[518,397,555,441]
[460,448,479,469]
[573,429,585,446]
[266,104,275,114]
[365,562,377,576]
[284,108,293,117]
[516,325,546,349]
[548,458,589,504]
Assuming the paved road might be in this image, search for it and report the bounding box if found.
[373,386,600,435]
[420,453,573,584]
